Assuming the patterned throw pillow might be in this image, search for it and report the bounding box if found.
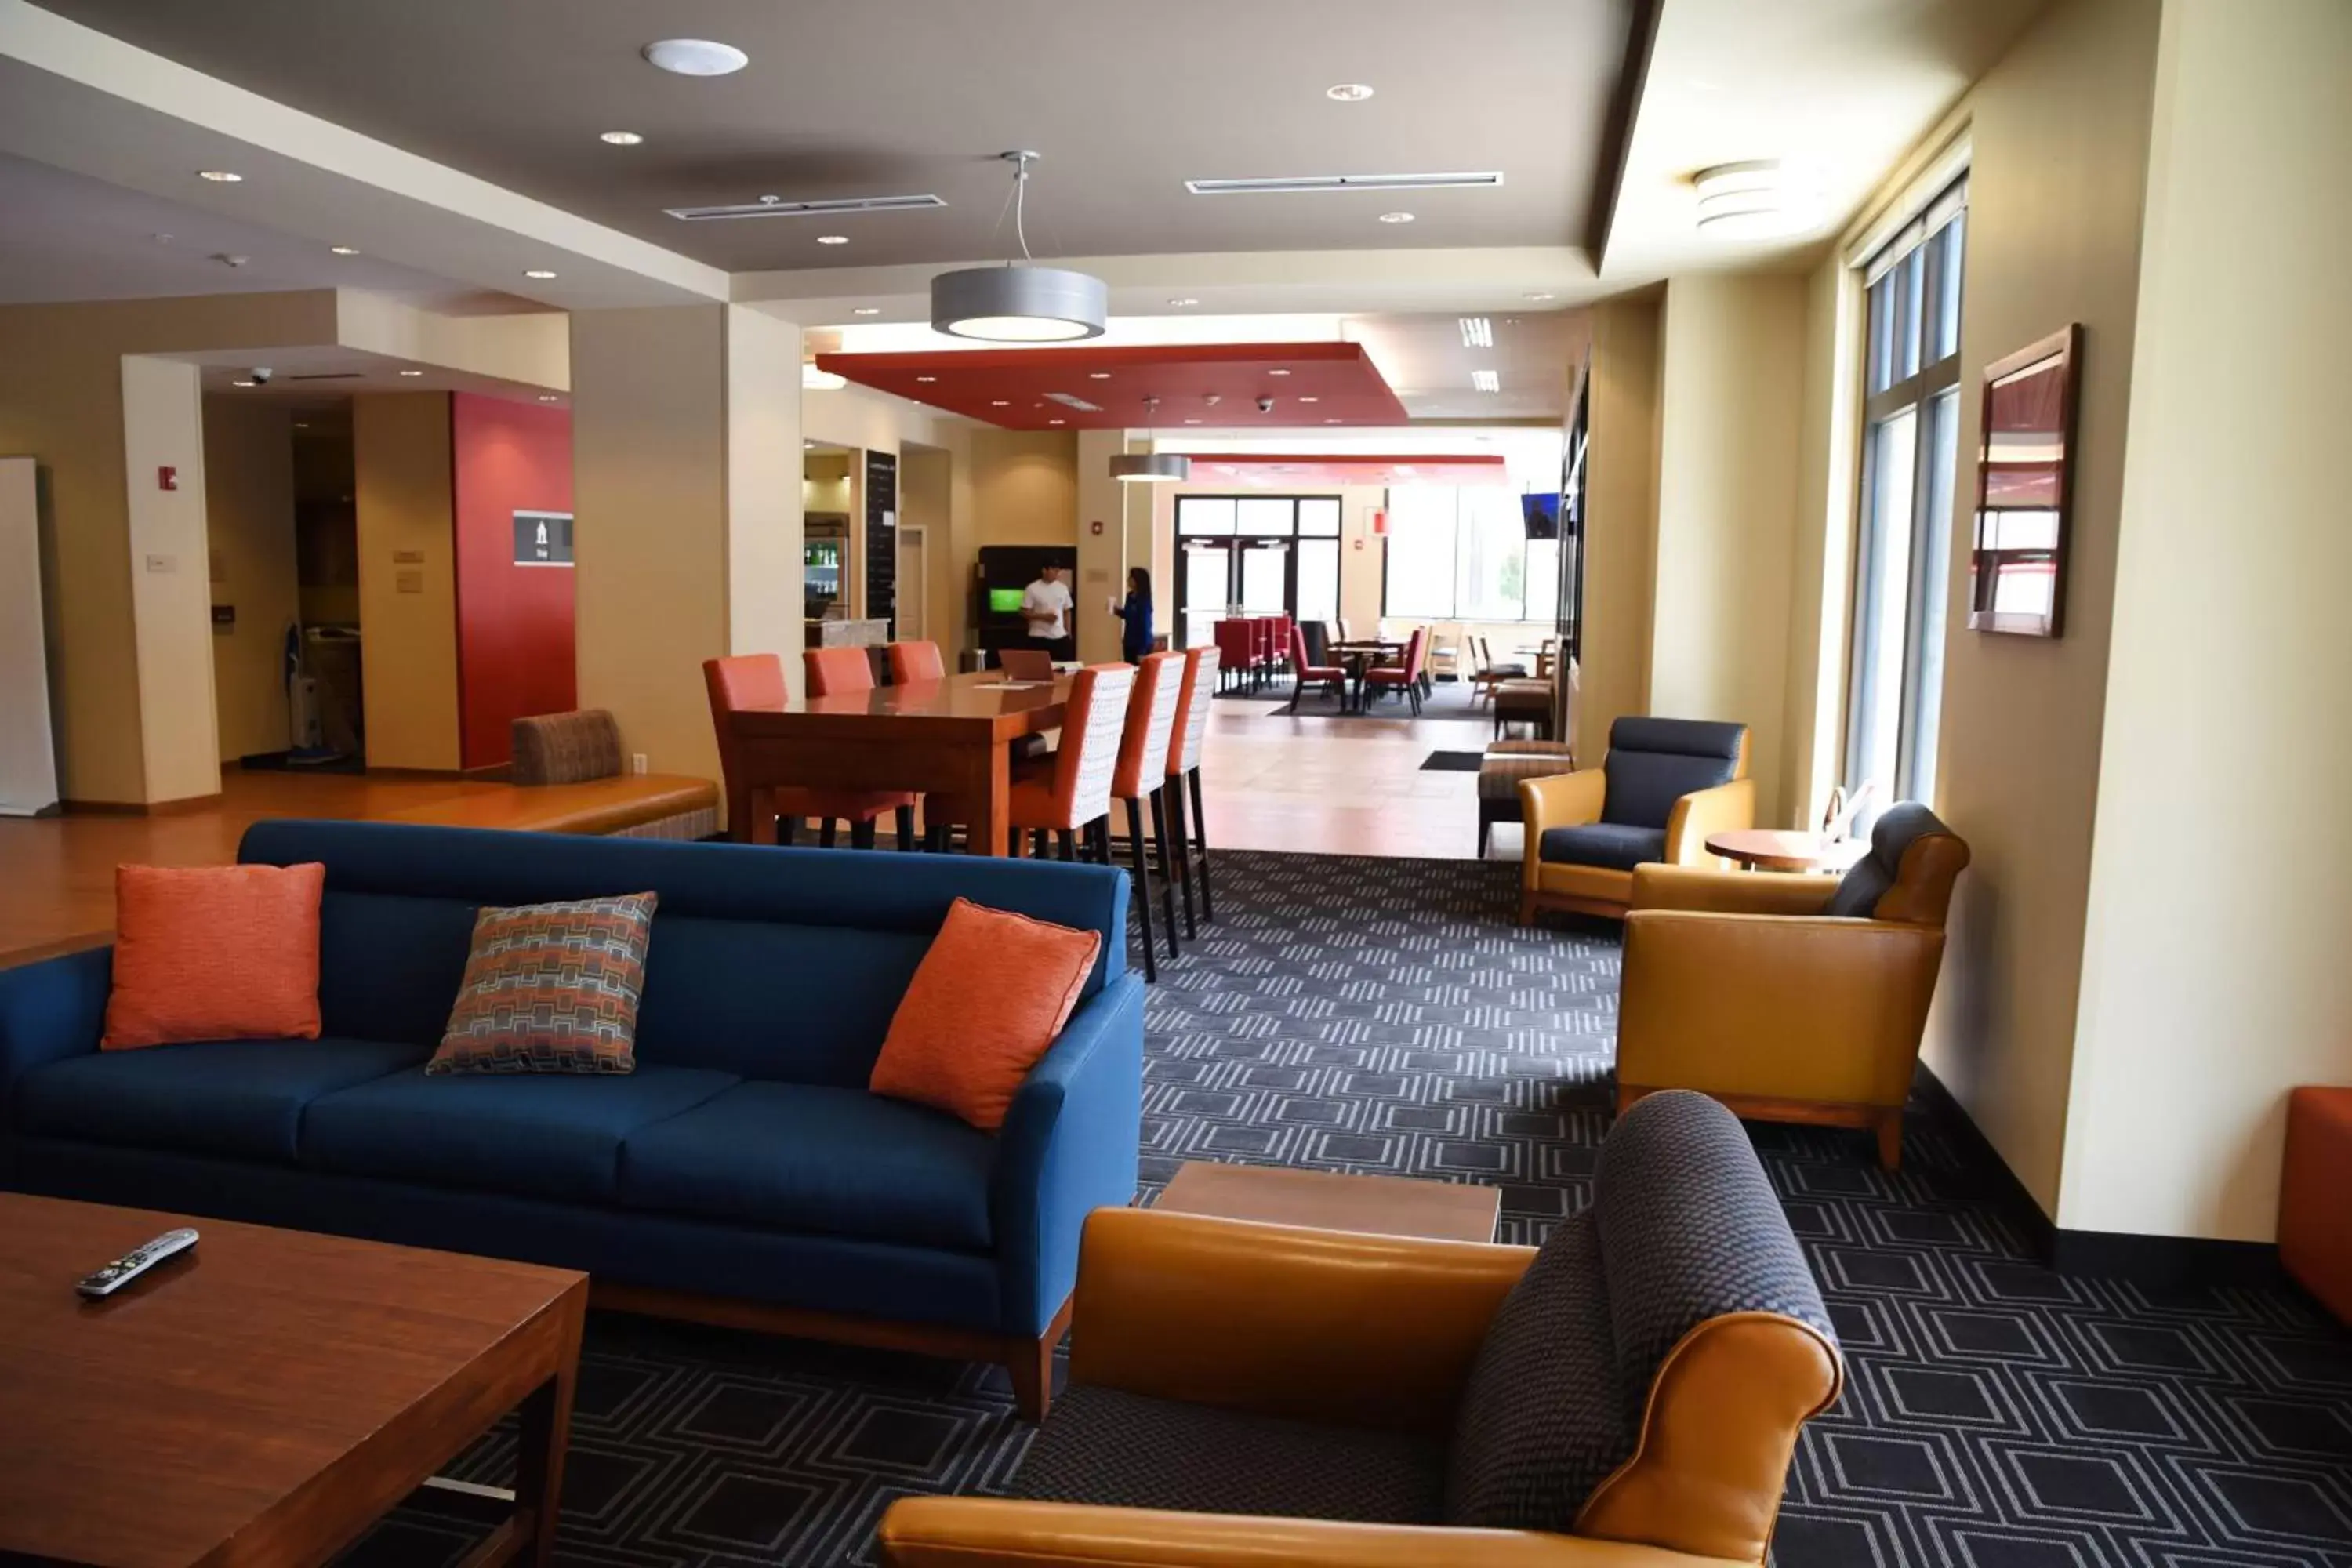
[429,892,657,1075]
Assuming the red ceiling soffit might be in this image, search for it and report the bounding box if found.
[812,341,1410,430]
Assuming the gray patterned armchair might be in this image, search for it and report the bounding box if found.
[877,1092,1842,1566]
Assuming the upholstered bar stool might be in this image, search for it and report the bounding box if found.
[1160,646,1219,936]
[1102,650,1185,981]
[702,655,915,849]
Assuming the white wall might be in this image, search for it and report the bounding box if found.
[202,396,299,761]
[119,355,220,804]
[2059,0,2352,1243]
[1650,274,1808,824]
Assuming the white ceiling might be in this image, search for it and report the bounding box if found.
[36,0,1635,273]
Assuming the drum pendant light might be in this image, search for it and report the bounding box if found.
[1110,453,1192,483]
[931,152,1107,342]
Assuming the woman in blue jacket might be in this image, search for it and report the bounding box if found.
[1111,568,1154,664]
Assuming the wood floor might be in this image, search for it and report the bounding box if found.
[0,691,1523,967]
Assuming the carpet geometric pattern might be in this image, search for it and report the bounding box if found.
[343,851,2352,1568]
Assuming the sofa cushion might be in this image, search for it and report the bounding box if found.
[301,1065,737,1203]
[1537,822,1667,873]
[1012,1384,1445,1524]
[13,1037,425,1163]
[1446,1209,1628,1527]
[618,1082,998,1251]
[430,892,658,1075]
[103,862,325,1049]
[1600,718,1746,829]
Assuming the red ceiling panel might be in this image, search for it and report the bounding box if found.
[1178,453,1511,487]
[812,341,1409,430]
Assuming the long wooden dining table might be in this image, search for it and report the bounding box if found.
[724,669,1069,857]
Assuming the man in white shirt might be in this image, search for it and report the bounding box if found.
[1020,564,1076,662]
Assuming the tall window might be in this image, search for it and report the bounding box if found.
[1174,495,1341,648]
[1382,487,1559,623]
[1847,176,1966,807]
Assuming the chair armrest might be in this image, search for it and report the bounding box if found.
[1662,779,1755,864]
[1632,866,1838,916]
[0,946,112,1094]
[993,975,1148,1336]
[1519,768,1607,834]
[877,1501,1752,1568]
[1619,913,1944,1108]
[1071,1207,1532,1432]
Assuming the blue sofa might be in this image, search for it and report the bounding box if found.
[0,821,1145,1417]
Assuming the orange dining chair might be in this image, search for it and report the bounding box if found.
[1104,649,1186,981]
[1162,645,1220,935]
[805,644,879,699]
[703,655,915,850]
[886,639,946,685]
[1000,661,1135,871]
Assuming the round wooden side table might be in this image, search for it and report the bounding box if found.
[1703,829,1871,874]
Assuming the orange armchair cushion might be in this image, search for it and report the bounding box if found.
[870,898,1101,1130]
[103,862,325,1049]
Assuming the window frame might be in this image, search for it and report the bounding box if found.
[1377,487,1559,625]
[1843,176,1968,805]
[1171,493,1342,644]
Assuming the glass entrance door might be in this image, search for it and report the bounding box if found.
[1174,495,1343,646]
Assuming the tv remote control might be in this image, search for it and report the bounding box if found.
[76,1228,198,1298]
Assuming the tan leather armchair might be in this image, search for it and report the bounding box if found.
[879,1093,1842,1568]
[1519,718,1753,923]
[1617,803,1971,1169]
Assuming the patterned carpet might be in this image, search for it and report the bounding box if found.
[347,851,2352,1568]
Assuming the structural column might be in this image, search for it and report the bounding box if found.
[572,305,803,796]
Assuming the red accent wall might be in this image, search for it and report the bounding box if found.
[452,392,574,769]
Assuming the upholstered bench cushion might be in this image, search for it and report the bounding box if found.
[1538,822,1666,871]
[618,1081,999,1250]
[1012,1385,1445,1524]
[1477,750,1578,803]
[13,1037,425,1163]
[300,1065,738,1202]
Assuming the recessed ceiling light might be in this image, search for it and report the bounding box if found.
[1525,292,1557,302]
[1267,368,1291,376]
[916,375,938,383]
[329,245,360,256]
[1378,211,1415,224]
[197,170,242,183]
[1048,419,1065,425]
[1298,396,1319,404]
[1471,369,1501,392]
[991,400,1011,407]
[538,394,561,403]
[1167,297,1199,307]
[397,369,423,377]
[599,130,645,146]
[641,38,749,76]
[1184,418,1202,425]
[1089,372,1112,380]
[524,269,557,279]
[1325,417,1344,423]
[1458,317,1494,348]
[816,234,850,245]
[1326,83,1375,102]
[852,307,880,316]
[230,378,256,388]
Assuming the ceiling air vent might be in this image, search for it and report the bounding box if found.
[1184,171,1504,196]
[286,372,365,382]
[1042,392,1102,412]
[663,193,947,222]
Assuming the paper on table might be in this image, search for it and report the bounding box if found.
[971,680,1053,690]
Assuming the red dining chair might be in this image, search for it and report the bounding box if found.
[806,645,878,698]
[1102,650,1185,981]
[1161,645,1220,936]
[1361,626,1430,715]
[1211,619,1252,695]
[1287,622,1348,713]
[1269,614,1294,678]
[1251,618,1276,691]
[703,655,915,849]
[1000,664,1135,869]
[886,639,946,685]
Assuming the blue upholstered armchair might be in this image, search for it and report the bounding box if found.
[1517,717,1753,921]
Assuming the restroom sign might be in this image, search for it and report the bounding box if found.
[514,510,573,567]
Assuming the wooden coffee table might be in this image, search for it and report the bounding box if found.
[0,1194,588,1568]
[1157,1162,1501,1243]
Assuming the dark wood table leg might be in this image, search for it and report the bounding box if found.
[970,739,1012,856]
[507,1337,579,1568]
[745,786,778,847]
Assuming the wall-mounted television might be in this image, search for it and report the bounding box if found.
[986,586,1026,614]
[1522,492,1562,540]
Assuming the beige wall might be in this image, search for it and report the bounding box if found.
[351,392,460,771]
[0,291,339,803]
[120,356,221,804]
[1781,256,1862,831]
[1073,430,1130,662]
[201,396,299,760]
[802,453,851,516]
[900,444,957,652]
[1577,295,1662,764]
[972,430,1078,546]
[1650,274,1809,825]
[1912,0,2161,1217]
[2059,0,2352,1242]
[723,305,804,673]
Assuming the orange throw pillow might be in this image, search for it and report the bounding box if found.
[102,862,326,1050]
[870,897,1102,1130]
